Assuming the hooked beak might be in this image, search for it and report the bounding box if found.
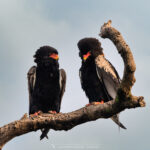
[83,51,91,61]
[49,53,59,60]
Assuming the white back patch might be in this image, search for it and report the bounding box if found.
[95,55,117,79]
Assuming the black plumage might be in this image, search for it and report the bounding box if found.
[78,38,126,129]
[27,46,66,139]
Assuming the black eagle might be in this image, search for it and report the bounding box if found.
[27,46,66,140]
[77,38,126,129]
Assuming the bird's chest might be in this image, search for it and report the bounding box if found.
[34,71,60,99]
[81,64,100,89]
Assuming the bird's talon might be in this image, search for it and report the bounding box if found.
[29,110,42,119]
[85,103,91,107]
[48,110,57,114]
[37,111,43,115]
[91,101,104,105]
[92,102,101,105]
[29,114,37,119]
[100,100,104,104]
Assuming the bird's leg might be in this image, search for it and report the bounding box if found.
[85,100,104,107]
[48,110,57,114]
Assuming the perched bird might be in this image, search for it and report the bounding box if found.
[77,38,126,129]
[27,46,66,140]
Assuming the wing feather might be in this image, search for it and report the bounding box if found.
[95,55,120,99]
[59,69,66,103]
[95,55,126,129]
[27,66,36,114]
[79,69,82,84]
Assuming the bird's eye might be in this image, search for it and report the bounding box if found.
[49,53,59,60]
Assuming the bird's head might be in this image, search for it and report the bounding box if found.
[77,38,103,62]
[34,46,59,67]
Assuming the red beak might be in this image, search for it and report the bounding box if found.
[49,53,59,60]
[83,51,91,61]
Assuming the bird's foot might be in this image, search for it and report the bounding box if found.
[92,100,104,105]
[30,111,43,118]
[86,100,104,107]
[34,110,43,116]
[85,103,92,107]
[48,110,57,114]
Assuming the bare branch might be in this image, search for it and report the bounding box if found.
[0,96,144,149]
[100,20,136,97]
[0,20,145,150]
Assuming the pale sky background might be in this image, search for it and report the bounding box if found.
[0,0,150,150]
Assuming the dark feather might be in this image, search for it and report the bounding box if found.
[77,37,126,129]
[111,115,127,129]
[27,46,67,140]
[40,129,49,140]
[40,69,67,140]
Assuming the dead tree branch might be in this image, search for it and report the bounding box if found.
[0,20,145,150]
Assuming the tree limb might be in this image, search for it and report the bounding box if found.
[0,20,145,150]
[100,20,136,97]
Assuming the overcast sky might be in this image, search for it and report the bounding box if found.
[0,0,150,150]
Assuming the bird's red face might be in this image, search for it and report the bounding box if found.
[83,51,91,61]
[49,53,59,60]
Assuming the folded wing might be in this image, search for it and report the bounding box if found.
[27,66,36,114]
[95,55,120,99]
[95,55,126,129]
[59,69,67,103]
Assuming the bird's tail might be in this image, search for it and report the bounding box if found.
[40,128,50,140]
[111,114,126,129]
